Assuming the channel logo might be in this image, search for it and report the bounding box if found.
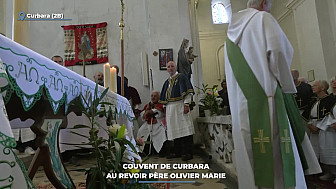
[17,11,72,21]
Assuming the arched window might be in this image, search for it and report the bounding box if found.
[211,0,231,24]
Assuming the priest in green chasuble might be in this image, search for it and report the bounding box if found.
[224,0,321,188]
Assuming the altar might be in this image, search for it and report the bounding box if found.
[196,115,237,181]
[0,34,136,188]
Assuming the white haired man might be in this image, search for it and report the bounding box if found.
[93,71,104,86]
[225,0,321,188]
[137,91,167,155]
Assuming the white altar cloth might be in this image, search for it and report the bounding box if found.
[0,35,97,114]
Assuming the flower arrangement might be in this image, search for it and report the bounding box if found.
[70,84,154,188]
[197,84,223,116]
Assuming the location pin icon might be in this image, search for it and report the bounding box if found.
[18,12,26,21]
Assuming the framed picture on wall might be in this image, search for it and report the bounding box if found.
[159,48,173,70]
[308,70,315,82]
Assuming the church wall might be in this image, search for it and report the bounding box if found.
[23,0,192,108]
[146,0,192,93]
[289,0,327,82]
[199,31,226,87]
[315,0,336,81]
[278,12,302,75]
[328,0,336,48]
[197,0,227,88]
[13,0,30,47]
[273,0,333,83]
[0,0,5,35]
[230,0,246,13]
[271,0,289,19]
[196,0,245,88]
[272,0,303,75]
[197,0,228,34]
[189,0,205,94]
[5,0,14,39]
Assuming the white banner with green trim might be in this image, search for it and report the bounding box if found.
[0,35,97,114]
[0,58,35,188]
[0,35,134,120]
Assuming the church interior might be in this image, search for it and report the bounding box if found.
[1,0,336,188]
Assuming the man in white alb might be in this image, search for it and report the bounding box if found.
[225,0,321,188]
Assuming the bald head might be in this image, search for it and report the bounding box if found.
[94,72,104,85]
[151,91,160,104]
[167,61,177,76]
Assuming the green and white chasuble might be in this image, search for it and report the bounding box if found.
[225,8,320,189]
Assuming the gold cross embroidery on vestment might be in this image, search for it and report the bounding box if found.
[281,129,291,154]
[321,107,327,115]
[253,129,270,153]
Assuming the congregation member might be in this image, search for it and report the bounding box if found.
[111,65,130,99]
[128,85,142,111]
[331,77,336,97]
[124,77,142,111]
[225,0,320,188]
[159,61,194,161]
[51,55,64,66]
[302,80,334,158]
[299,77,308,84]
[291,69,314,135]
[218,79,230,115]
[137,91,166,155]
[93,71,104,86]
[315,77,336,183]
[291,69,314,111]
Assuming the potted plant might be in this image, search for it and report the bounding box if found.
[197,84,223,116]
[69,84,154,188]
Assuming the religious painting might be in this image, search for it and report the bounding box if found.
[159,49,173,70]
[62,22,108,66]
[308,70,315,82]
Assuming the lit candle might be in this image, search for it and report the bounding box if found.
[104,63,110,89]
[110,67,117,93]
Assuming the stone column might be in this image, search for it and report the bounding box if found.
[14,0,30,46]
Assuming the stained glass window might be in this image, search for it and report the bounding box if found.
[212,3,228,24]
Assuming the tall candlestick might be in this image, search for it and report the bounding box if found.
[119,0,125,96]
[103,63,110,89]
[110,67,117,93]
